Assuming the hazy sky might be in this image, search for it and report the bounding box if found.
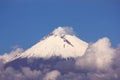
[0,0,120,54]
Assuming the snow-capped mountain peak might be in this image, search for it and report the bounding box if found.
[18,27,88,59]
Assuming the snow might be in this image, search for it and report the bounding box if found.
[19,27,88,59]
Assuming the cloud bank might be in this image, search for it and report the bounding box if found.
[76,37,115,71]
[0,37,120,80]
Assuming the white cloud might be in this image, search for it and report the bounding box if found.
[43,70,61,80]
[22,67,41,79]
[76,37,115,71]
[52,27,74,36]
[0,48,24,63]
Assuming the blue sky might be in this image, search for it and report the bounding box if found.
[0,0,120,54]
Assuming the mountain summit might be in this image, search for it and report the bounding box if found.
[19,27,88,59]
[5,27,88,72]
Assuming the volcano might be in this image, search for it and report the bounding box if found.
[5,27,88,73]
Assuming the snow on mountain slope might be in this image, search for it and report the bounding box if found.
[18,27,88,59]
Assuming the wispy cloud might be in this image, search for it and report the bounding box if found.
[0,48,24,63]
[52,27,74,36]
